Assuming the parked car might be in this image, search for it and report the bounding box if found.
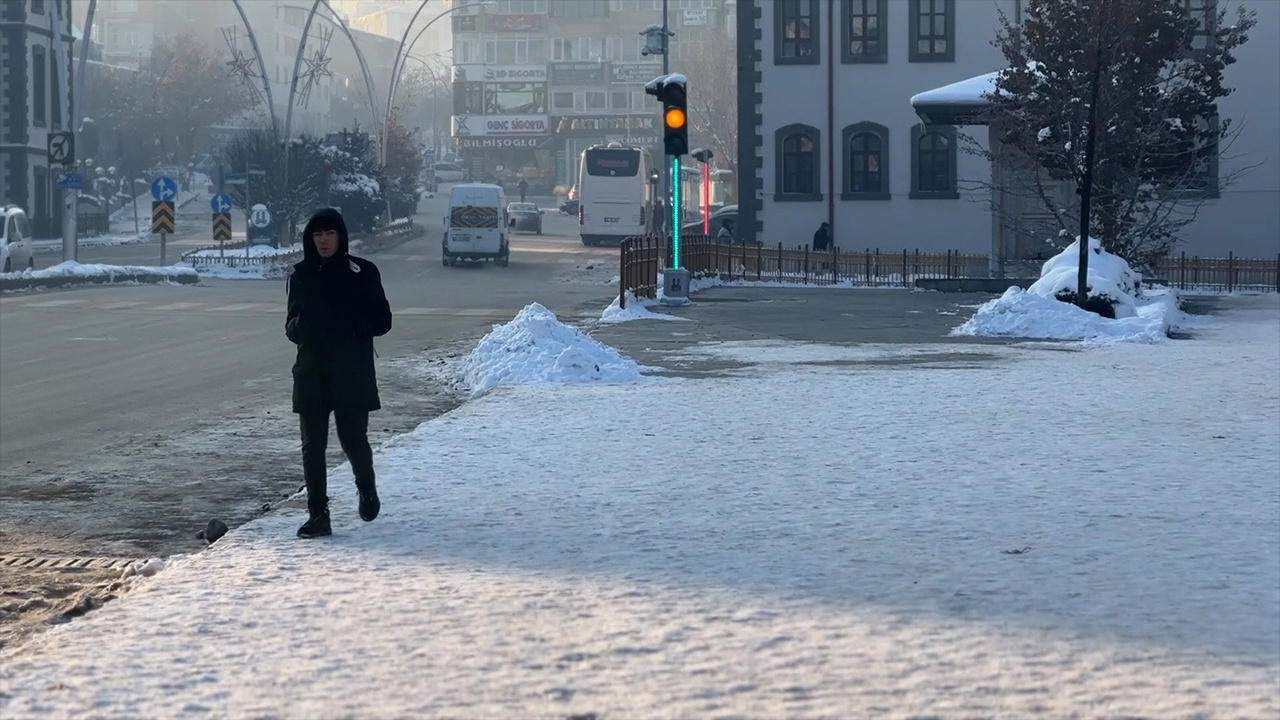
[558,198,579,216]
[0,205,34,273]
[431,162,466,183]
[506,202,543,234]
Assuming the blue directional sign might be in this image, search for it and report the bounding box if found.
[150,175,178,201]
[56,171,84,190]
[211,193,233,213]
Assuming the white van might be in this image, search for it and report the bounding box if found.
[443,183,509,267]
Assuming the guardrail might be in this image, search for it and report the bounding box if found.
[181,218,418,263]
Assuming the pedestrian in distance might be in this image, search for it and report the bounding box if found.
[518,178,529,204]
[813,221,832,252]
[285,207,393,539]
[716,219,734,245]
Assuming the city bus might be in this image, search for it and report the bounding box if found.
[577,144,654,246]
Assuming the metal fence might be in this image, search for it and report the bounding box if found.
[618,235,988,308]
[618,237,1279,306]
[31,213,110,239]
[1147,252,1280,292]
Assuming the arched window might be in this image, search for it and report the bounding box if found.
[910,124,958,199]
[842,122,889,199]
[774,124,822,201]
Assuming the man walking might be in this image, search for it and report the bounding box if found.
[285,208,393,538]
[517,178,529,204]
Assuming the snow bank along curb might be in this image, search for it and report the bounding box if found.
[0,262,198,292]
[455,303,647,397]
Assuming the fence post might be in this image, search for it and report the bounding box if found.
[1227,251,1234,293]
[757,241,763,281]
[914,249,920,285]
[1193,256,1200,287]
[803,244,810,285]
[619,239,627,310]
[833,246,840,285]
[1276,253,1279,293]
[1179,251,1186,290]
[777,242,783,283]
[864,248,871,287]
[901,248,908,288]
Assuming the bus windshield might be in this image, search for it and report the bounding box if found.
[584,149,640,177]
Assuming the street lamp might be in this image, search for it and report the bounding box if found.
[383,2,493,166]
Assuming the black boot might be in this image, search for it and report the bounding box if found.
[297,511,332,538]
[357,484,380,522]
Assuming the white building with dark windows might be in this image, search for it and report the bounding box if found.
[1,0,76,238]
[735,0,1280,260]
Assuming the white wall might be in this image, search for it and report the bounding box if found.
[1180,0,1280,258]
[758,0,1015,253]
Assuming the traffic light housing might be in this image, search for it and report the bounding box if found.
[646,74,688,157]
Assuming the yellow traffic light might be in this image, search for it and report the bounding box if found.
[664,107,686,129]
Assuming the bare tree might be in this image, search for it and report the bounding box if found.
[970,0,1255,295]
[681,31,737,175]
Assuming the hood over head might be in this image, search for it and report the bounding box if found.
[301,207,349,262]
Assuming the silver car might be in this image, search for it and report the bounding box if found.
[0,205,34,273]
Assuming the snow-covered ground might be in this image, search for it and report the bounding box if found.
[32,233,149,253]
[2,298,1277,719]
[0,261,197,283]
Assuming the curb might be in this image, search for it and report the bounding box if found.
[914,278,1036,293]
[1,271,199,293]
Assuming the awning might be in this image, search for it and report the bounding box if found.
[909,71,999,126]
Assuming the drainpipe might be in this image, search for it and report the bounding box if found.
[826,0,835,247]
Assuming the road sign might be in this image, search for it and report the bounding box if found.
[47,132,74,166]
[211,194,233,213]
[224,173,246,186]
[250,204,271,228]
[56,172,84,190]
[152,200,175,234]
[151,176,178,201]
[212,212,232,242]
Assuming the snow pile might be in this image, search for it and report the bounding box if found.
[953,286,1179,344]
[600,292,692,324]
[1,261,197,282]
[956,237,1183,343]
[455,302,646,396]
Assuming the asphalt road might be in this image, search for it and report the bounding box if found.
[0,192,616,558]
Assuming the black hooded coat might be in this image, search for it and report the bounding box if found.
[286,208,393,415]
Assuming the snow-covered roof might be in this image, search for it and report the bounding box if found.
[909,71,999,126]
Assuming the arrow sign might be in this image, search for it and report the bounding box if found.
[47,132,74,166]
[151,200,176,235]
[151,176,177,201]
[211,193,233,213]
[212,212,232,242]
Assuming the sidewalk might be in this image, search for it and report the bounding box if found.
[2,299,1277,718]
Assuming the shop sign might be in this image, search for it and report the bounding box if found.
[453,114,550,137]
[452,64,549,82]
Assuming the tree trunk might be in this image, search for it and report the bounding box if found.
[1077,36,1106,307]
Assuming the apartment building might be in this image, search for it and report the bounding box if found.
[736,0,1280,259]
[1,0,77,237]
[450,0,734,191]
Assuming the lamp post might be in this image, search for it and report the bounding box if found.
[384,2,490,166]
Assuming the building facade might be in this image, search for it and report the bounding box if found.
[737,0,1280,259]
[450,0,734,192]
[1,0,76,237]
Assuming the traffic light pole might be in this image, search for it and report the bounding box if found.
[661,0,670,244]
